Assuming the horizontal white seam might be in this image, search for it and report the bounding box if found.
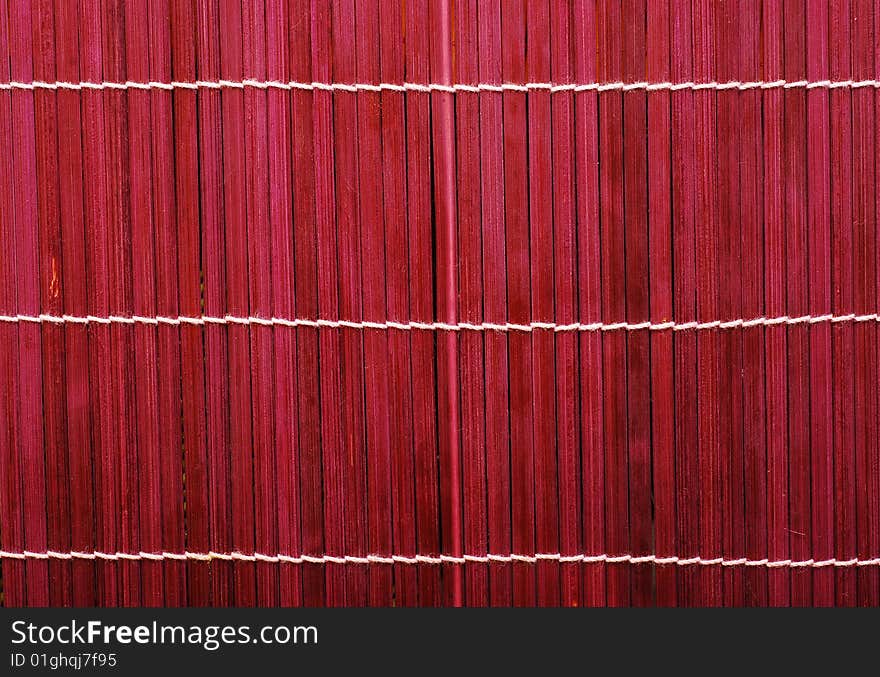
[1,313,877,333]
[1,550,876,568]
[1,78,879,94]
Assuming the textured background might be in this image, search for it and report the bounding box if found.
[1,0,879,606]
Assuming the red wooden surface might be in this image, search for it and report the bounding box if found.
[2,0,880,607]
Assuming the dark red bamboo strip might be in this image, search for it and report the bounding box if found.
[102,0,137,606]
[144,3,178,606]
[622,0,652,607]
[196,0,233,606]
[431,0,463,608]
[852,0,879,607]
[243,0,277,608]
[551,0,582,608]
[219,0,257,607]
[267,0,301,608]
[356,0,393,607]
[525,0,558,608]
[405,0,441,607]
[829,0,856,608]
[377,0,416,608]
[874,0,880,605]
[57,0,93,609]
[573,0,604,607]
[0,0,25,607]
[647,0,676,608]
[598,0,628,608]
[716,0,744,608]
[858,0,880,607]
[110,2,141,607]
[332,0,368,607]
[246,0,275,607]
[501,0,535,608]
[171,0,209,607]
[671,0,699,607]
[868,0,880,604]
[112,10,140,606]
[312,12,341,609]
[81,1,114,608]
[740,0,768,608]
[11,0,49,608]
[806,0,834,608]
[783,0,812,608]
[148,0,185,607]
[290,0,324,608]
[694,0,721,607]
[454,0,488,608]
[126,0,163,607]
[312,0,344,606]
[763,0,791,607]
[33,0,69,608]
[478,0,512,608]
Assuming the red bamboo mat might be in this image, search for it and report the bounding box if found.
[1,0,879,607]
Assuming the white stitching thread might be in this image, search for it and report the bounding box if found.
[1,78,879,94]
[1,550,876,568]
[1,313,877,333]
